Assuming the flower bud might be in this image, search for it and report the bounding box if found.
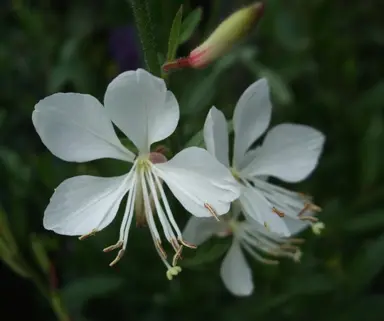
[163,2,264,72]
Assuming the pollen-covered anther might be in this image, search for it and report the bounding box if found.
[299,215,318,223]
[109,249,125,267]
[78,229,97,240]
[155,239,167,259]
[103,241,123,253]
[272,207,285,217]
[166,266,182,280]
[204,203,220,221]
[312,222,325,235]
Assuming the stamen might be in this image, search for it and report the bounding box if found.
[78,229,97,240]
[155,239,167,259]
[103,241,123,253]
[299,215,318,223]
[170,238,180,252]
[179,239,197,249]
[272,207,285,217]
[204,203,220,221]
[264,222,270,231]
[288,238,306,244]
[109,249,125,267]
[298,203,311,217]
[280,244,299,252]
[172,246,183,266]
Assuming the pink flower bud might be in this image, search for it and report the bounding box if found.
[163,2,264,72]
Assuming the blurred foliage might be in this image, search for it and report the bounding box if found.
[1,0,384,321]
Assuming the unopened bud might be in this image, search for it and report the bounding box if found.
[163,2,264,72]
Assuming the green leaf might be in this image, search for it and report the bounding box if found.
[30,234,50,274]
[336,295,384,321]
[179,7,202,44]
[242,56,293,105]
[166,5,183,63]
[345,210,384,233]
[61,276,124,313]
[348,233,384,293]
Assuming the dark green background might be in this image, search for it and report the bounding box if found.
[1,0,384,320]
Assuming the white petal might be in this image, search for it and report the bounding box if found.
[153,147,240,218]
[233,78,272,167]
[203,107,229,167]
[182,216,226,245]
[240,186,290,236]
[104,69,179,153]
[284,216,310,235]
[220,241,253,296]
[242,124,325,182]
[43,174,132,235]
[33,93,135,162]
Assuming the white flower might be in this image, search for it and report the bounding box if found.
[203,78,325,236]
[32,68,240,278]
[183,211,303,296]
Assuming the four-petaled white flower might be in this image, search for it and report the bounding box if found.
[203,78,325,237]
[183,209,303,296]
[32,68,240,278]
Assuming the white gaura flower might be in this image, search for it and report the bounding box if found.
[183,209,304,296]
[203,78,325,237]
[32,68,240,279]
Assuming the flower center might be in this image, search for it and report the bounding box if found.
[96,155,196,279]
[230,167,241,182]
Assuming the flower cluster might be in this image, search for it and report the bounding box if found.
[32,68,324,290]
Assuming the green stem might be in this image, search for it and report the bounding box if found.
[18,257,71,321]
[129,0,161,76]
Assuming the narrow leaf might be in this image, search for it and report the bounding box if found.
[166,6,183,63]
[179,7,203,44]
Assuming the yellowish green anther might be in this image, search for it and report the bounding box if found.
[311,222,325,235]
[166,266,182,280]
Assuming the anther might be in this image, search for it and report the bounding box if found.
[170,238,181,252]
[78,229,97,240]
[298,203,311,217]
[264,222,270,231]
[172,246,183,267]
[204,203,220,221]
[260,257,279,265]
[272,207,285,217]
[179,239,197,249]
[156,240,167,259]
[299,215,318,223]
[280,244,299,252]
[288,238,306,244]
[103,241,123,253]
[109,249,125,267]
